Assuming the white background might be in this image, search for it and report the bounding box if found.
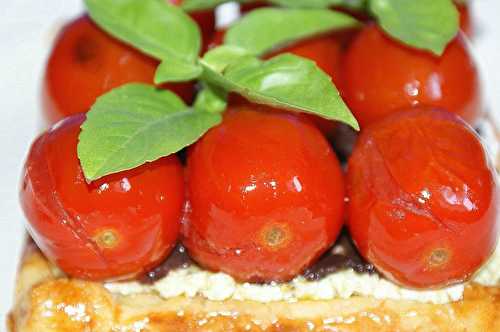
[0,0,499,329]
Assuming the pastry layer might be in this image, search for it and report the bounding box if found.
[8,242,500,332]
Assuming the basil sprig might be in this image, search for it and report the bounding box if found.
[78,0,459,181]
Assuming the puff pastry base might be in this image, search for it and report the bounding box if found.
[7,241,500,332]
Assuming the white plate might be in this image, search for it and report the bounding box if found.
[1,0,499,328]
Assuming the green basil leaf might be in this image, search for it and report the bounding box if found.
[369,0,459,55]
[200,51,359,129]
[154,59,202,84]
[194,84,228,113]
[225,8,359,55]
[84,0,201,63]
[78,83,221,181]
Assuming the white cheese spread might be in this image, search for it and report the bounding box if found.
[105,240,500,305]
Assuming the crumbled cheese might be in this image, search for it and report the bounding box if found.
[105,239,500,305]
[105,225,500,306]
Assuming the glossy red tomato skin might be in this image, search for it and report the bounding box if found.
[20,114,185,280]
[342,25,481,128]
[183,108,346,282]
[42,15,195,125]
[347,108,499,288]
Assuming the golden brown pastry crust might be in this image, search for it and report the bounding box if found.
[8,242,500,332]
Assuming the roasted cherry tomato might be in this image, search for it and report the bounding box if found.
[42,15,195,125]
[455,1,473,37]
[342,24,481,128]
[347,108,499,288]
[183,107,345,282]
[20,114,185,280]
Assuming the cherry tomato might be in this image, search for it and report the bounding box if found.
[183,107,345,282]
[455,1,473,37]
[342,24,481,128]
[20,114,185,280]
[42,15,195,125]
[347,108,499,288]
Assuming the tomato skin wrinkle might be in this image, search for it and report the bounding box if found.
[342,24,481,128]
[347,108,499,288]
[183,107,346,282]
[20,114,185,281]
[42,15,195,126]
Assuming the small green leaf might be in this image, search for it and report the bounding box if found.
[78,83,221,181]
[200,50,359,129]
[225,8,359,55]
[84,0,201,63]
[369,0,459,55]
[194,84,228,113]
[154,59,202,84]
